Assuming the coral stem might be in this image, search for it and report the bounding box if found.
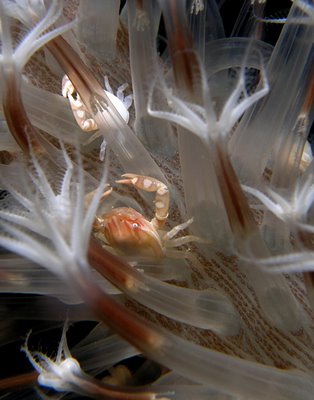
[78,250,164,352]
[0,371,38,391]
[2,71,41,154]
[214,143,258,239]
[46,37,104,111]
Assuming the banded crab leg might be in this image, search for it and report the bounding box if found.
[62,75,132,132]
[116,174,169,229]
[62,75,98,131]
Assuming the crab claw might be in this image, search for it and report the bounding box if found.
[116,174,170,229]
[84,186,113,208]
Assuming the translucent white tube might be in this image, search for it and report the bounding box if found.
[205,38,273,78]
[237,259,305,331]
[127,0,177,156]
[128,274,240,335]
[128,258,192,282]
[21,82,84,143]
[90,245,240,336]
[151,332,314,400]
[188,0,225,63]
[72,325,139,375]
[230,1,314,186]
[177,127,233,247]
[0,255,120,304]
[76,0,120,62]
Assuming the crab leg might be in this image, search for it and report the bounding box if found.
[84,187,113,208]
[162,218,210,247]
[163,217,194,240]
[116,174,169,229]
[62,75,99,132]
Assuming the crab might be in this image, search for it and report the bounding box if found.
[62,75,133,160]
[62,75,132,131]
[92,174,203,259]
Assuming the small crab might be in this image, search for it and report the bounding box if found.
[93,174,202,259]
[62,75,133,131]
[62,75,133,160]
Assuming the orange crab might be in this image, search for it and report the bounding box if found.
[93,174,201,259]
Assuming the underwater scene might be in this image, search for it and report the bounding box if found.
[0,1,313,399]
